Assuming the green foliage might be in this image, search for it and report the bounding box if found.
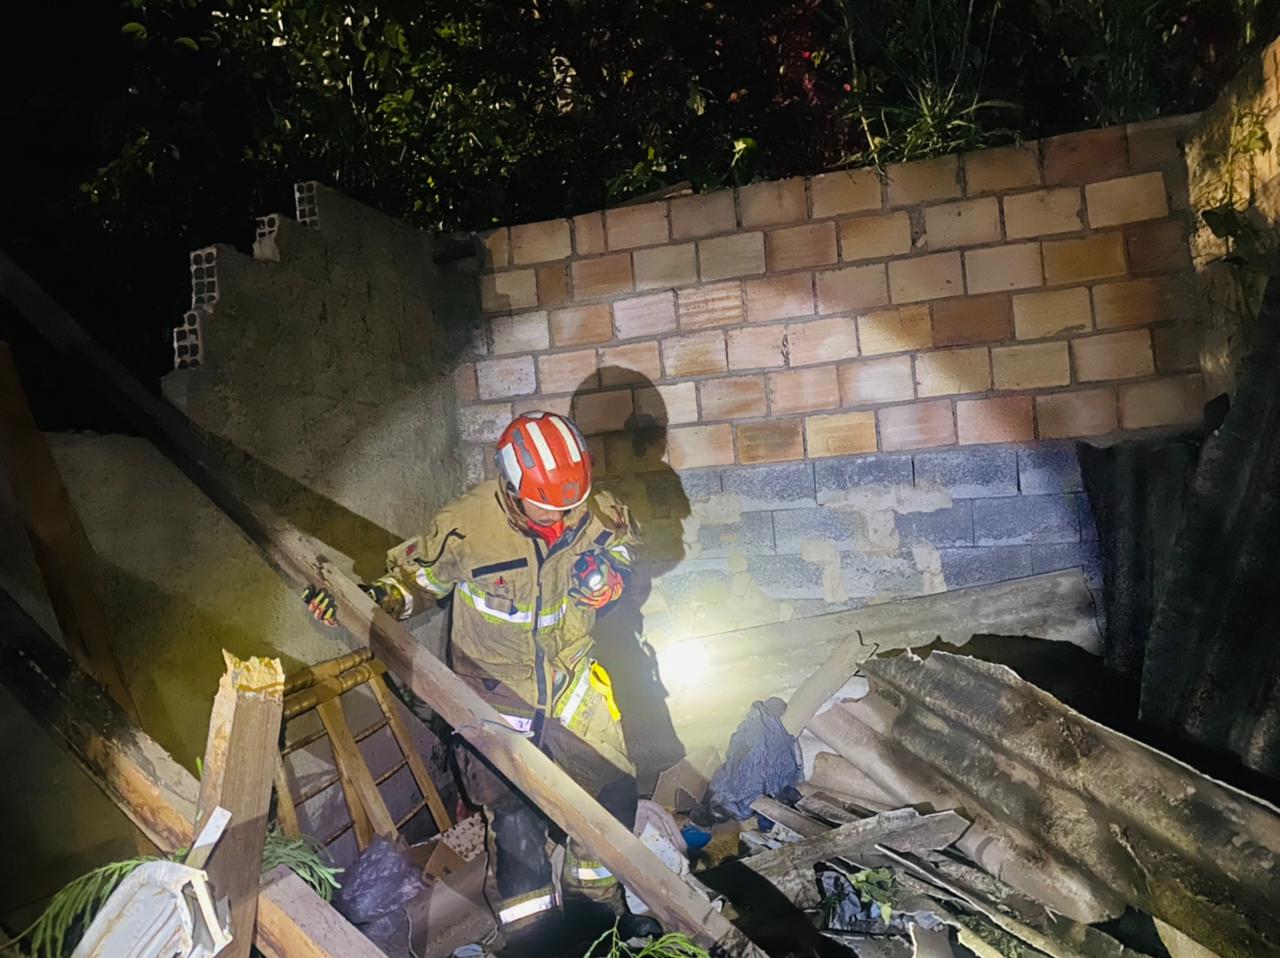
[7,857,155,958]
[83,0,1277,237]
[835,0,1018,168]
[1195,108,1278,338]
[585,923,713,958]
[819,864,899,927]
[5,0,1278,432]
[2,829,342,957]
[259,828,344,902]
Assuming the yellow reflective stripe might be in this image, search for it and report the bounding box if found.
[413,562,451,596]
[538,598,568,629]
[573,865,614,882]
[458,582,533,625]
[557,666,593,727]
[607,544,632,565]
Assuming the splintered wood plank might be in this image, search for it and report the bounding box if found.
[195,652,285,958]
[0,250,766,956]
[0,586,382,958]
[742,808,969,908]
[316,696,398,845]
[0,341,138,720]
[369,671,452,831]
[0,586,197,849]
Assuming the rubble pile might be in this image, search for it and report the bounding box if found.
[626,632,1280,958]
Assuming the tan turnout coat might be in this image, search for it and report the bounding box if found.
[375,479,637,771]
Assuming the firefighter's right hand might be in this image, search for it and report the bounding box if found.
[303,586,339,627]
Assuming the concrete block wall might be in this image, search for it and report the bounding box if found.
[456,117,1203,638]
[601,441,1099,645]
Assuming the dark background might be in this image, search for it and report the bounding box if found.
[2,0,1276,431]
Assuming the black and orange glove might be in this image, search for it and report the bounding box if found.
[569,551,625,609]
[304,583,388,626]
[303,586,338,626]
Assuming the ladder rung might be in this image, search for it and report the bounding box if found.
[375,758,409,787]
[282,716,388,756]
[294,773,341,806]
[322,818,354,847]
[396,797,430,830]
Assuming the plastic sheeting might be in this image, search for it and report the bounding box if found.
[335,837,427,958]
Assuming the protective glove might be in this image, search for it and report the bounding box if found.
[569,551,625,609]
[303,583,387,626]
[303,586,338,626]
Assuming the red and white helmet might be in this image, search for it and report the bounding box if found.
[495,412,592,511]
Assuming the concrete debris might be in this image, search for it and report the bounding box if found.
[740,807,969,908]
[858,652,1280,957]
[652,745,721,812]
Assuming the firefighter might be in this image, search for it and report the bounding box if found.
[303,411,659,944]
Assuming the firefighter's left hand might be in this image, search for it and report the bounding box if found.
[570,555,625,609]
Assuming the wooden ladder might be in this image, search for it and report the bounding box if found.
[273,649,452,850]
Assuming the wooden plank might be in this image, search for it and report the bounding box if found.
[793,791,861,825]
[0,586,383,958]
[316,696,398,845]
[0,586,197,849]
[0,341,139,720]
[0,248,764,955]
[740,808,969,908]
[255,867,386,958]
[748,797,829,839]
[810,700,1123,923]
[876,846,1093,958]
[194,652,285,958]
[370,671,452,832]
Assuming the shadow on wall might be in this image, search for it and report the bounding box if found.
[574,367,689,792]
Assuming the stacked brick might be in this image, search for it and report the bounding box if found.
[457,116,1202,479]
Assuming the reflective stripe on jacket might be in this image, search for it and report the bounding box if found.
[380,480,638,713]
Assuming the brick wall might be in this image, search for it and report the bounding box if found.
[455,117,1204,641]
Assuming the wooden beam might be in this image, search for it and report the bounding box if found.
[255,867,391,958]
[0,585,384,958]
[0,341,139,721]
[0,249,761,955]
[195,652,285,958]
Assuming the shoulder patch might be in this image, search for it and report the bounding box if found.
[387,535,424,569]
